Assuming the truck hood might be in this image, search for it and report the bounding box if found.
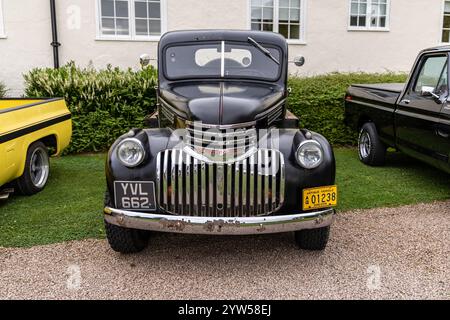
[159,81,285,125]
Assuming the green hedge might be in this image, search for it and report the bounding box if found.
[24,62,158,153]
[0,82,6,98]
[287,72,408,145]
[24,63,407,153]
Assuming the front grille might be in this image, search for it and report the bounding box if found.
[184,122,257,162]
[156,149,285,217]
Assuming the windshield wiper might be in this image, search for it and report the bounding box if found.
[247,37,280,65]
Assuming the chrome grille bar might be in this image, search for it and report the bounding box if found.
[156,149,285,217]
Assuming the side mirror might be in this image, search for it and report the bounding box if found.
[139,54,151,68]
[293,56,305,67]
[421,86,440,99]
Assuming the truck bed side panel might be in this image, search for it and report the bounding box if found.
[0,99,72,187]
[345,85,402,147]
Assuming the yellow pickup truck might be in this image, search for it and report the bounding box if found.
[0,98,72,199]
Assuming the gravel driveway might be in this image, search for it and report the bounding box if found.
[0,201,449,300]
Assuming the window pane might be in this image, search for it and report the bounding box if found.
[291,0,301,8]
[251,0,262,6]
[116,1,129,18]
[351,3,359,15]
[101,18,115,34]
[101,0,115,17]
[135,1,147,18]
[251,22,260,30]
[358,16,366,26]
[443,30,450,43]
[279,0,289,7]
[414,56,448,92]
[350,15,358,26]
[135,19,148,35]
[290,24,300,39]
[370,17,377,27]
[279,24,288,38]
[279,8,289,22]
[262,0,273,7]
[290,8,300,22]
[116,18,129,35]
[446,1,450,13]
[380,3,387,15]
[444,15,450,29]
[148,2,160,19]
[360,3,367,14]
[262,23,273,31]
[379,16,386,27]
[149,19,161,35]
[263,7,273,21]
[252,7,262,20]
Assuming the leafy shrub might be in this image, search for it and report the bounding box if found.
[24,64,407,154]
[287,72,408,145]
[24,62,158,153]
[0,81,6,98]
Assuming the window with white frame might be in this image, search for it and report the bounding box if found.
[349,0,389,30]
[250,0,305,41]
[98,0,164,40]
[0,0,5,37]
[443,1,450,43]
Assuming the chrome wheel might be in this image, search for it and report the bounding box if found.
[359,131,371,159]
[29,147,49,188]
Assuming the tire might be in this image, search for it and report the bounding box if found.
[358,122,386,166]
[15,141,50,195]
[104,190,150,254]
[294,226,330,251]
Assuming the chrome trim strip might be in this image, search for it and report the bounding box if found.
[226,163,232,216]
[257,150,262,215]
[185,154,191,215]
[271,150,277,212]
[216,164,224,216]
[163,149,169,208]
[201,162,206,216]
[208,162,214,215]
[170,149,176,211]
[185,120,257,130]
[178,150,183,215]
[193,158,199,214]
[104,207,335,235]
[242,158,247,216]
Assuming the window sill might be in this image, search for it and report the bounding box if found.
[0,34,7,39]
[347,27,390,32]
[287,39,307,45]
[95,36,161,42]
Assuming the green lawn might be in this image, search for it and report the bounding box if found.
[0,149,449,247]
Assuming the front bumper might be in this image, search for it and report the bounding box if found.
[104,207,336,235]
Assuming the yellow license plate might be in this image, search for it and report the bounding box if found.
[302,185,338,210]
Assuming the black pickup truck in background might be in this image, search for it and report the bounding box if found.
[345,46,450,174]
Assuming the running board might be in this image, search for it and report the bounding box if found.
[0,188,14,200]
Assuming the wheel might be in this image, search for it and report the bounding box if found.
[358,122,386,166]
[15,141,50,195]
[104,190,150,254]
[295,226,330,251]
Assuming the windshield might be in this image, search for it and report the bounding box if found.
[164,41,282,81]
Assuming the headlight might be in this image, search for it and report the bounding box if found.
[295,140,324,169]
[117,138,145,167]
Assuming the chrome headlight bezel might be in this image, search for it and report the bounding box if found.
[116,138,145,168]
[295,140,324,169]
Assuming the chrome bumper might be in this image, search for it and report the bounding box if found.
[104,207,336,235]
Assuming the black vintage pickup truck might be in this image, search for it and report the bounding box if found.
[345,46,450,174]
[103,30,338,254]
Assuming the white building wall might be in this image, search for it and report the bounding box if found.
[0,0,446,96]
